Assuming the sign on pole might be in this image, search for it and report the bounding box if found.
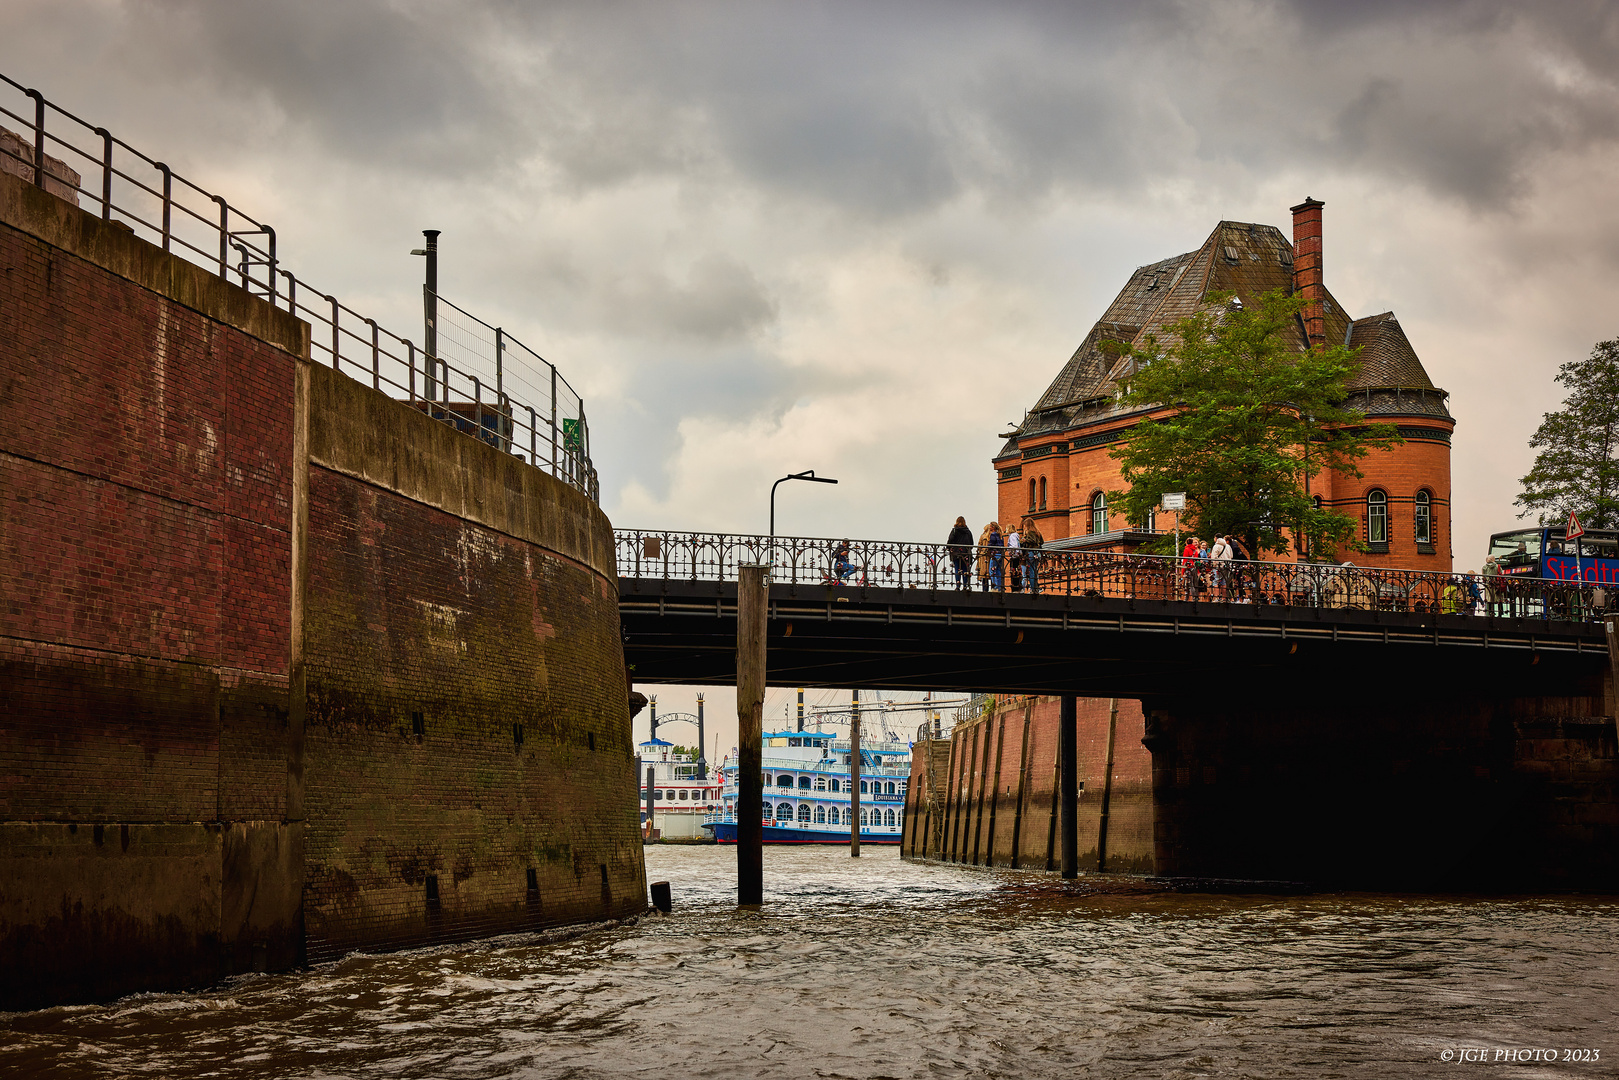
[1161,492,1187,511]
[1566,511,1585,540]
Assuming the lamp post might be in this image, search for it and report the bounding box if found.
[410,230,440,401]
[770,470,838,547]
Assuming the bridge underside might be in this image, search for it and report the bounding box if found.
[623,578,1619,889]
[619,578,1607,696]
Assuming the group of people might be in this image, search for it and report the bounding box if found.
[946,516,1046,592]
[1177,533,1251,601]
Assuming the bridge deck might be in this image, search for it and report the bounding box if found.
[620,578,1607,695]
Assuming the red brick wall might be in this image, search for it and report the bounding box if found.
[0,171,642,1007]
[907,695,1153,873]
[300,461,643,958]
[0,209,296,827]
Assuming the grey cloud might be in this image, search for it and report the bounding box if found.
[53,0,1619,216]
[599,253,777,343]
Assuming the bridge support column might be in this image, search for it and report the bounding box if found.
[736,564,766,906]
[1059,694,1078,879]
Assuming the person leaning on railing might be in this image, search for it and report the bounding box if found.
[1020,516,1045,594]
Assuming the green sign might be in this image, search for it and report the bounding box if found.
[562,418,583,451]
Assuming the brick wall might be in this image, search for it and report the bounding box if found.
[299,449,644,959]
[0,168,643,1008]
[0,170,301,1006]
[904,695,1153,874]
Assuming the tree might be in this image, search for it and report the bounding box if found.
[1515,338,1619,531]
[1107,288,1402,559]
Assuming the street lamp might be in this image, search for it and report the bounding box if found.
[770,470,838,543]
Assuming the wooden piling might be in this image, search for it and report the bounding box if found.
[984,707,1009,866]
[736,564,766,905]
[644,766,655,840]
[1009,699,1033,869]
[1607,617,1619,743]
[1060,693,1078,879]
[849,688,861,857]
[1096,697,1119,873]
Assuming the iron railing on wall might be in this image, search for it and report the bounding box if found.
[615,530,1612,623]
[0,73,598,502]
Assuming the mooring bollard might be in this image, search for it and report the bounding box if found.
[650,880,672,913]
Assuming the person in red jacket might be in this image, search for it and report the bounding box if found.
[1181,535,1201,601]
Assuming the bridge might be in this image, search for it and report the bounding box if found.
[619,530,1619,889]
[617,530,1610,696]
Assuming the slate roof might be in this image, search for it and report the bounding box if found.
[1006,218,1449,453]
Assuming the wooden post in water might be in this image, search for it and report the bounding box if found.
[1606,617,1619,743]
[1059,693,1079,879]
[1096,697,1119,873]
[737,564,767,905]
[849,688,861,857]
[644,766,655,841]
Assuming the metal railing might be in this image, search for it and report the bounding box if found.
[616,530,1613,623]
[0,74,598,502]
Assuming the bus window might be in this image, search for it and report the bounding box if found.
[1488,530,1540,567]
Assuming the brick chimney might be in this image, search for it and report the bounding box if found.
[1290,196,1325,347]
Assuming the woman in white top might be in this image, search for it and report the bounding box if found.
[1209,536,1233,600]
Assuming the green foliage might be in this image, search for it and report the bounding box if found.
[1106,288,1402,558]
[1516,339,1619,531]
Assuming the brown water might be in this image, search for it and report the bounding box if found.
[3,846,1617,1079]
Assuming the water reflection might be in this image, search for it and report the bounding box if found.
[3,846,1616,1078]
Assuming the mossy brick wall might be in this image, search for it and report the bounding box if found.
[906,695,1153,874]
[0,170,304,1008]
[300,363,644,961]
[0,167,643,1006]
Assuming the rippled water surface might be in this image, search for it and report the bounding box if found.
[4,846,1618,1078]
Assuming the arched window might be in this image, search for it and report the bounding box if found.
[775,802,792,820]
[860,809,870,825]
[859,779,868,794]
[813,777,826,791]
[828,807,840,825]
[1414,490,1432,545]
[776,774,794,787]
[797,804,812,822]
[1367,490,1388,545]
[797,776,812,789]
[814,806,827,823]
[1090,492,1107,535]
[886,782,896,795]
[1039,476,1047,510]
[885,809,896,826]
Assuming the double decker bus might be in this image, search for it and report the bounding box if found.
[1487,524,1619,584]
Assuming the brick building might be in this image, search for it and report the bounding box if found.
[994,199,1454,571]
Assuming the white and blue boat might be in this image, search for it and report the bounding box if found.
[703,728,911,844]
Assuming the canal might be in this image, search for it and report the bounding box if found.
[3,846,1616,1077]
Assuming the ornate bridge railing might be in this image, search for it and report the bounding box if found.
[0,72,597,501]
[615,530,1611,624]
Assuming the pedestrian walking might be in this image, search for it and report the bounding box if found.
[947,516,975,590]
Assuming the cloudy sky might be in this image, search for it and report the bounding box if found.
[7,1,1618,748]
